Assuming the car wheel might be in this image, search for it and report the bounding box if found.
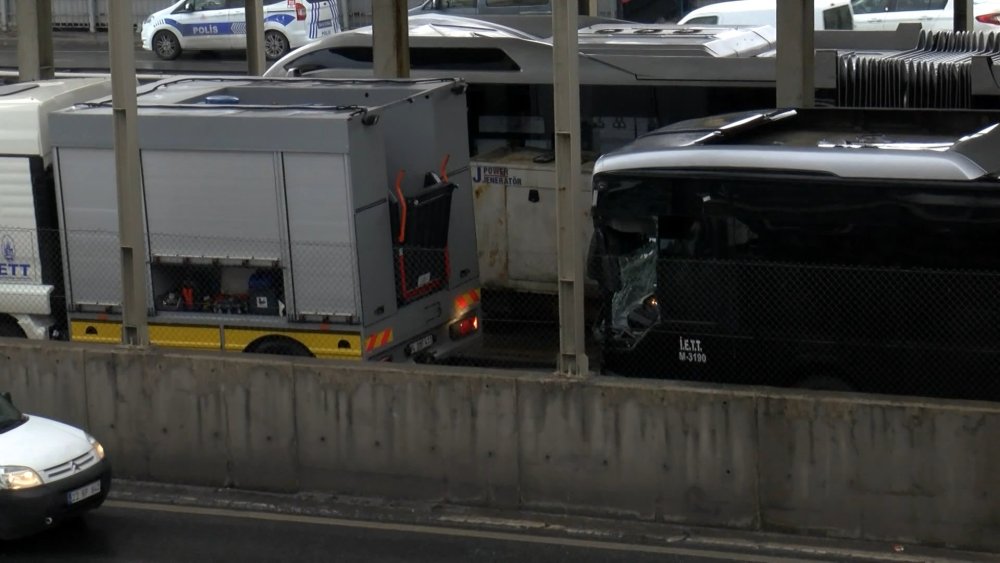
[246,336,313,357]
[264,30,290,61]
[153,30,182,61]
[0,319,25,338]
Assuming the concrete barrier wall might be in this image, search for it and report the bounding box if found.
[0,339,997,552]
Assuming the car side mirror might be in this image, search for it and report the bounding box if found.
[1,391,12,404]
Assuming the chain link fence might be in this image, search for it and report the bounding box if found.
[590,254,1000,403]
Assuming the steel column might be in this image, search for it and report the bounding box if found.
[553,1,589,377]
[245,0,266,76]
[372,0,409,78]
[954,0,973,32]
[16,0,54,82]
[1,0,7,32]
[89,0,97,33]
[108,0,149,346]
[776,0,814,108]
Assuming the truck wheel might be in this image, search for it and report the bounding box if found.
[153,31,182,61]
[0,320,26,338]
[246,337,313,358]
[264,31,290,61]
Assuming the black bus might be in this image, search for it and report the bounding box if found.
[588,108,1000,402]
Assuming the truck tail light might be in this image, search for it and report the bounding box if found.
[450,315,479,340]
[295,2,307,21]
[976,13,1000,25]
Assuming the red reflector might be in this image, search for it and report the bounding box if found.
[976,13,1000,25]
[295,2,307,20]
[450,315,479,340]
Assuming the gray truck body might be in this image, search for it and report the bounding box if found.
[49,77,480,361]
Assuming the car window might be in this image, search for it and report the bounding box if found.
[194,0,226,11]
[434,0,477,8]
[0,394,22,431]
[485,0,548,6]
[684,15,719,24]
[892,0,948,11]
[852,0,890,14]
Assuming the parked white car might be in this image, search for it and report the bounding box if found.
[141,0,343,61]
[852,0,1000,32]
[678,0,855,29]
[0,391,110,540]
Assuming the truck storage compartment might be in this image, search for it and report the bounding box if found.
[389,172,456,305]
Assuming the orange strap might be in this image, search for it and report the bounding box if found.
[394,170,407,244]
[439,154,450,183]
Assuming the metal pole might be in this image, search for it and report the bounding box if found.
[245,0,266,76]
[16,0,54,82]
[372,0,408,78]
[954,0,973,32]
[1,0,8,32]
[776,0,814,108]
[553,1,588,377]
[89,0,97,33]
[108,0,149,346]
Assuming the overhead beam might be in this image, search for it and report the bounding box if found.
[776,0,814,108]
[372,0,409,78]
[245,0,266,76]
[16,0,54,82]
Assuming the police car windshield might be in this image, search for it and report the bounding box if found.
[0,394,24,433]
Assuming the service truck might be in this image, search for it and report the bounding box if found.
[41,76,481,362]
[0,78,112,341]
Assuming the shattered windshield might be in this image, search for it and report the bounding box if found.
[609,239,658,335]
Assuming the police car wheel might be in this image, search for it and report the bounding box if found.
[153,31,181,61]
[264,31,290,61]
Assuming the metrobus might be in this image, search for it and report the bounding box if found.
[588,107,1000,402]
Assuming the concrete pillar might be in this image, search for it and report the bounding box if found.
[16,0,54,83]
[553,1,589,377]
[776,0,814,108]
[89,0,97,33]
[245,0,266,76]
[372,0,409,78]
[108,0,150,346]
[954,0,973,32]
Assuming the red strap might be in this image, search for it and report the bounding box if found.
[439,154,450,183]
[394,170,407,244]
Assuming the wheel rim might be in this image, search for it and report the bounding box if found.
[264,33,286,59]
[156,34,177,58]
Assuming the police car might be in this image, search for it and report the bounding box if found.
[0,391,111,540]
[141,0,342,61]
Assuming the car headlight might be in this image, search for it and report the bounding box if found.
[0,466,43,490]
[87,434,106,461]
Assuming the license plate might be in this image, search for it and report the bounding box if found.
[318,19,333,29]
[66,481,101,505]
[406,334,435,356]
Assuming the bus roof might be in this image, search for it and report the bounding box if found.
[593,108,1000,182]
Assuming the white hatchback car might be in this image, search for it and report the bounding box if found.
[678,0,855,29]
[0,391,110,540]
[852,0,1000,31]
[141,0,343,61]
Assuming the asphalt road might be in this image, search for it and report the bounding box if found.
[0,501,816,563]
[0,31,254,75]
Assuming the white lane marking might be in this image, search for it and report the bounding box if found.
[105,500,817,563]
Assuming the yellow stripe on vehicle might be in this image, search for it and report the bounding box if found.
[70,320,121,344]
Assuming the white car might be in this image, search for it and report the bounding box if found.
[852,0,1000,32]
[141,0,343,61]
[678,0,855,29]
[0,391,110,540]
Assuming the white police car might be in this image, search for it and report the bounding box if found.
[0,391,110,540]
[141,0,342,61]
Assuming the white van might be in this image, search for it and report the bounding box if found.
[141,0,343,61]
[678,0,855,29]
[0,391,110,540]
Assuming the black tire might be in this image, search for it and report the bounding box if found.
[794,374,854,392]
[153,30,182,61]
[264,30,290,61]
[0,320,25,338]
[246,337,313,358]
